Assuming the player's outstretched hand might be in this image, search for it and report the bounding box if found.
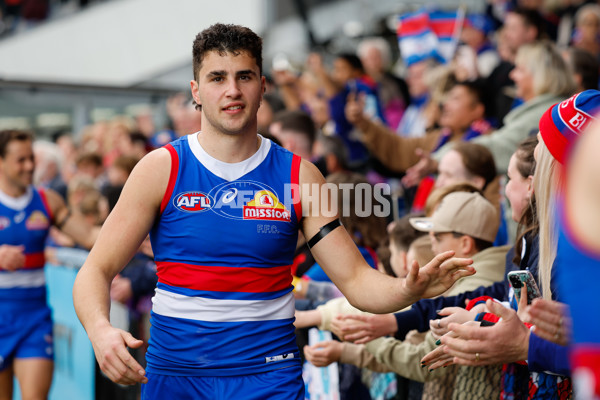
[402,251,474,302]
[90,323,148,385]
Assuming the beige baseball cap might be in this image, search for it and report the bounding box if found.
[409,192,499,242]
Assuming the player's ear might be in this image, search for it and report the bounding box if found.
[190,80,202,107]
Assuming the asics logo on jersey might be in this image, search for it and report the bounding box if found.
[14,212,25,224]
[173,192,212,213]
[221,188,238,204]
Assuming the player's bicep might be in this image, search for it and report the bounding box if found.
[298,159,337,238]
[298,160,368,286]
[309,226,367,284]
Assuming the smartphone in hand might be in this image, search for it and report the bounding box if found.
[507,270,542,305]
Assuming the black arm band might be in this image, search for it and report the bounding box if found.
[56,209,71,230]
[307,219,342,249]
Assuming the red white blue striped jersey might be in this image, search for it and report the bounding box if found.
[0,187,53,302]
[147,133,302,376]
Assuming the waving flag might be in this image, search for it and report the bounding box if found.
[397,7,465,66]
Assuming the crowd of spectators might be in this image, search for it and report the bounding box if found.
[278,1,599,399]
[0,0,105,37]
[7,0,600,398]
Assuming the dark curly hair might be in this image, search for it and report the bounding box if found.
[0,130,33,158]
[192,23,263,82]
[191,24,263,111]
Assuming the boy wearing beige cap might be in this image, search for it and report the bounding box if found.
[409,191,505,293]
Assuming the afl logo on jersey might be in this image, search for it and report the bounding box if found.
[173,191,212,213]
[0,217,9,230]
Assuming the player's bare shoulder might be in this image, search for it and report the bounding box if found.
[131,147,171,180]
[121,147,173,209]
[298,157,326,186]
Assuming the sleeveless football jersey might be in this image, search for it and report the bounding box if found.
[556,201,600,398]
[147,133,303,376]
[0,187,53,303]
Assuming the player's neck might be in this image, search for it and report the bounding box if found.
[196,129,260,163]
[0,178,26,198]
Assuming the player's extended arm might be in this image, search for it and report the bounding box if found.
[299,160,474,314]
[73,148,170,385]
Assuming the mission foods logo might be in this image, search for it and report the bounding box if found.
[242,190,291,222]
[25,211,50,230]
[173,191,212,213]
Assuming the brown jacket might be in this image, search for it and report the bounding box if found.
[356,118,442,173]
